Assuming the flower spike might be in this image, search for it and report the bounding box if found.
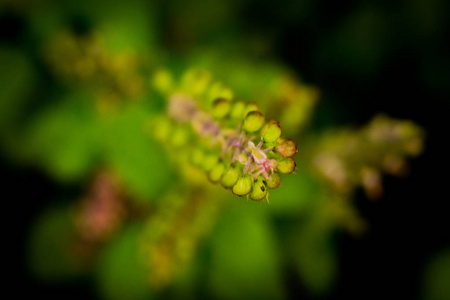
[152,69,299,202]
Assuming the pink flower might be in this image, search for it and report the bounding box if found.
[241,139,277,179]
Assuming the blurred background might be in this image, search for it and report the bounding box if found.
[1,0,449,299]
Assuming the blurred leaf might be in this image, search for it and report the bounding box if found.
[421,248,450,300]
[24,91,99,182]
[96,223,153,300]
[63,0,158,52]
[27,204,82,281]
[290,210,337,295]
[170,244,207,299]
[269,166,323,216]
[100,106,172,202]
[208,205,285,299]
[0,47,36,158]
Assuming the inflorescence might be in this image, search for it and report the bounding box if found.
[152,69,298,202]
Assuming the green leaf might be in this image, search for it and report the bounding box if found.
[100,106,172,202]
[269,168,323,216]
[421,249,450,300]
[27,205,82,281]
[96,224,153,300]
[24,91,99,182]
[289,214,337,295]
[0,47,36,159]
[208,206,285,299]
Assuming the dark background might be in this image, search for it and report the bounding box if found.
[2,0,450,299]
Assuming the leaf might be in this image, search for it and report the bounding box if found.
[289,212,337,295]
[269,167,324,216]
[27,205,82,281]
[0,47,36,159]
[421,249,450,300]
[24,91,100,182]
[207,205,285,299]
[96,224,153,300]
[100,106,173,202]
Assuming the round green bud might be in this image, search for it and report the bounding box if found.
[209,163,225,183]
[212,98,231,119]
[221,166,240,188]
[230,101,246,119]
[262,121,282,143]
[153,117,172,142]
[207,82,233,104]
[152,69,173,93]
[275,138,298,157]
[170,126,190,147]
[266,172,281,189]
[243,111,265,132]
[277,158,296,174]
[243,103,259,117]
[182,69,211,96]
[232,174,253,196]
[250,179,268,201]
[191,148,204,166]
[202,154,218,172]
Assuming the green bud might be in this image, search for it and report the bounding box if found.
[243,111,265,132]
[230,101,246,119]
[170,126,190,147]
[275,138,298,157]
[266,172,281,189]
[182,69,211,96]
[262,121,282,143]
[208,82,233,104]
[209,163,225,183]
[243,103,259,116]
[212,98,231,119]
[202,154,218,172]
[232,174,253,196]
[152,69,173,93]
[191,148,204,166]
[250,179,268,201]
[153,117,172,142]
[277,158,296,174]
[221,166,240,188]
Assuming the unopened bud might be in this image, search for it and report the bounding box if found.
[202,154,218,172]
[243,103,259,117]
[250,179,268,201]
[208,82,233,104]
[212,98,231,119]
[230,101,246,119]
[266,172,281,189]
[182,69,211,96]
[153,117,172,142]
[170,127,190,147]
[209,163,226,183]
[275,138,298,157]
[277,158,296,174]
[221,166,240,188]
[262,121,282,143]
[243,111,265,132]
[232,174,253,196]
[191,148,204,166]
[152,69,173,93]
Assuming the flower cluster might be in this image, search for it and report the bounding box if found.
[152,69,298,202]
[75,171,125,242]
[311,114,425,199]
[44,30,144,110]
[141,188,222,287]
